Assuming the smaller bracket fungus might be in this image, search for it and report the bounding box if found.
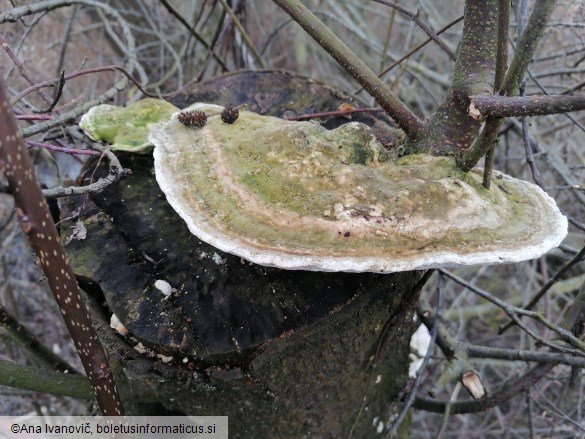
[150,103,567,273]
[80,98,178,153]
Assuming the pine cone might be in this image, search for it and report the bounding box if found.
[221,106,239,124]
[178,110,207,128]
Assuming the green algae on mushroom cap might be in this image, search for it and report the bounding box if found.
[151,103,567,273]
[80,98,178,153]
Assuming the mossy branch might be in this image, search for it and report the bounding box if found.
[0,75,125,416]
[272,0,422,135]
[404,0,499,155]
[0,360,93,400]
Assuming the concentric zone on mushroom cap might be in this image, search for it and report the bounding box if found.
[151,103,567,273]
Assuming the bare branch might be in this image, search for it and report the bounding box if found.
[470,95,585,119]
[272,0,422,135]
[41,127,130,199]
[370,0,456,60]
[0,359,93,400]
[0,304,79,373]
[386,272,445,438]
[459,0,556,171]
[414,362,555,414]
[500,244,585,334]
[0,74,124,415]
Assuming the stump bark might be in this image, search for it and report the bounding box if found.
[62,71,421,438]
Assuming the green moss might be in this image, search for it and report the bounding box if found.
[79,98,178,153]
[152,104,564,270]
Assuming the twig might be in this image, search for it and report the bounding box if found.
[284,107,386,121]
[218,0,265,68]
[413,362,555,414]
[440,270,585,353]
[465,344,585,367]
[0,32,53,106]
[54,4,78,78]
[41,127,130,199]
[435,382,462,439]
[0,304,79,373]
[11,65,153,106]
[26,139,101,157]
[0,359,93,400]
[385,272,445,437]
[272,0,422,135]
[371,0,455,60]
[375,15,463,90]
[521,116,544,187]
[34,69,66,114]
[481,0,510,188]
[158,0,228,71]
[500,244,585,333]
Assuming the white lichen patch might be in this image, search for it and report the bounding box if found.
[157,354,173,363]
[151,103,568,273]
[133,342,147,354]
[212,252,226,265]
[409,324,431,378]
[154,279,173,297]
[109,313,129,336]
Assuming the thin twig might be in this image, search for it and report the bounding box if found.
[218,0,265,68]
[41,127,130,199]
[0,304,79,373]
[385,272,444,437]
[158,0,229,71]
[0,32,53,106]
[35,69,66,114]
[26,139,100,157]
[371,0,455,60]
[441,270,585,353]
[500,244,585,334]
[413,362,555,414]
[521,116,544,187]
[284,107,386,121]
[272,0,422,135]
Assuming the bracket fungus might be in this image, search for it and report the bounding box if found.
[150,103,567,273]
[80,98,178,153]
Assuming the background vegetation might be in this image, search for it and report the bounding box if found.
[1,0,585,437]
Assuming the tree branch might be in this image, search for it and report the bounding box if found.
[499,244,585,334]
[272,0,422,135]
[405,0,499,154]
[0,304,79,373]
[0,74,125,416]
[459,0,556,171]
[414,362,555,414]
[481,0,511,188]
[470,95,585,119]
[371,0,456,60]
[0,360,93,400]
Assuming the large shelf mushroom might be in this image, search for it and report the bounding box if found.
[150,103,567,273]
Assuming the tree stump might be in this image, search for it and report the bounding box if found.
[62,71,420,438]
